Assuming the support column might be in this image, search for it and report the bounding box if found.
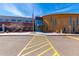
[2,24,5,32]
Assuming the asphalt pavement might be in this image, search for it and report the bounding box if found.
[0,35,79,56]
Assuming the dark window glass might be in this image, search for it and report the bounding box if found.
[25,19,32,22]
[69,16,73,25]
[5,19,9,22]
[25,20,29,22]
[52,17,57,25]
[17,19,22,22]
[54,19,57,25]
[35,17,43,32]
[11,19,16,22]
[69,16,74,33]
[76,16,78,32]
[76,16,78,27]
[0,19,3,22]
[52,20,54,25]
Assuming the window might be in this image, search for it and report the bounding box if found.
[69,16,74,33]
[69,16,73,25]
[25,19,32,22]
[76,16,78,27]
[0,19,3,22]
[76,16,78,32]
[17,19,22,22]
[11,19,16,22]
[69,16,73,32]
[25,20,29,22]
[52,17,57,26]
[5,19,9,22]
[35,17,44,32]
[51,17,54,25]
[35,17,43,26]
[54,19,57,25]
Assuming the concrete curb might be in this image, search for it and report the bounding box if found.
[0,32,78,36]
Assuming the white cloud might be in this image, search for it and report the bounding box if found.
[0,3,43,17]
[2,4,25,17]
[52,5,74,14]
[25,3,43,16]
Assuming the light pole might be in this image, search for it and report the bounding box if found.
[32,5,35,32]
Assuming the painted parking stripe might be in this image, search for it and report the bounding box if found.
[22,44,49,56]
[23,41,48,51]
[66,36,79,40]
[53,52,60,56]
[18,36,35,56]
[18,35,60,56]
[44,36,60,56]
[29,40,45,46]
[37,47,52,56]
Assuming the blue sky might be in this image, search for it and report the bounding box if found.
[0,3,79,17]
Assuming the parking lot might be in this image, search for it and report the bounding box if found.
[0,35,32,56]
[0,35,79,56]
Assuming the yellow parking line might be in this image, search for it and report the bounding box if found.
[53,52,59,56]
[44,36,60,56]
[37,47,52,56]
[17,36,35,56]
[23,41,47,50]
[29,40,45,46]
[66,36,79,41]
[22,44,48,56]
[18,35,60,56]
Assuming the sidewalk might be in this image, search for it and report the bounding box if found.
[0,32,78,36]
